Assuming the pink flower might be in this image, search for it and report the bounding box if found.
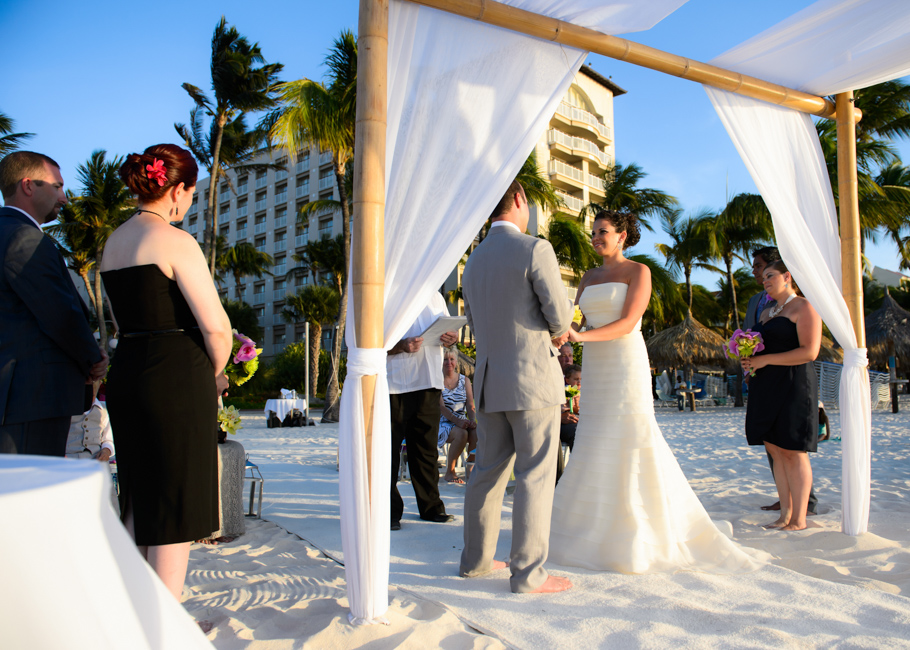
[146,158,167,186]
[234,331,254,346]
[234,343,258,364]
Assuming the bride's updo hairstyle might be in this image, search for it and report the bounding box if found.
[119,144,198,202]
[594,210,641,250]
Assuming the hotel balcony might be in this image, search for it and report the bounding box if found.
[275,169,288,182]
[254,222,267,235]
[319,151,332,166]
[236,205,248,218]
[555,190,586,213]
[553,101,612,145]
[547,159,603,194]
[318,176,334,191]
[295,234,308,248]
[273,288,288,301]
[274,191,288,204]
[274,216,287,229]
[547,129,612,170]
[253,291,265,304]
[296,159,309,173]
[296,184,309,198]
[255,175,268,189]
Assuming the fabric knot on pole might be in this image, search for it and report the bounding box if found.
[843,348,868,370]
[345,347,389,379]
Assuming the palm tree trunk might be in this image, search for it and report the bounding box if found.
[80,270,96,313]
[205,113,228,276]
[93,249,107,349]
[234,271,243,302]
[321,162,350,422]
[309,322,321,398]
[685,266,693,312]
[724,255,745,408]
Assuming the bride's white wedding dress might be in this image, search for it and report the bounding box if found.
[549,283,763,574]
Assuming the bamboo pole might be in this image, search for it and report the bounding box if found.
[353,0,388,497]
[405,0,862,122]
[836,91,865,347]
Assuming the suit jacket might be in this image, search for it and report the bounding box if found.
[0,207,102,425]
[743,291,766,331]
[462,226,572,412]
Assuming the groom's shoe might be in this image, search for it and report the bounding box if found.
[391,520,401,531]
[422,513,455,523]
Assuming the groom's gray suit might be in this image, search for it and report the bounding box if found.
[459,223,572,592]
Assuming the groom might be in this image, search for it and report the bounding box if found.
[459,180,573,593]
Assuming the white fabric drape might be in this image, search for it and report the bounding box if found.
[705,0,910,535]
[339,0,692,626]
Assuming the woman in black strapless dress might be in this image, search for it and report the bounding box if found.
[742,259,821,532]
[100,144,233,601]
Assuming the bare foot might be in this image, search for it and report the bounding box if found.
[779,522,807,531]
[763,518,789,529]
[529,575,573,594]
[444,473,465,484]
[760,501,781,511]
[197,620,214,633]
[491,560,509,571]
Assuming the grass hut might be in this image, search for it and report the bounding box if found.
[864,291,910,371]
[646,313,730,383]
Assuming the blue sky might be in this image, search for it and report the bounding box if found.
[3,0,907,288]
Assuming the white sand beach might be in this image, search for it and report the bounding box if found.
[183,402,910,648]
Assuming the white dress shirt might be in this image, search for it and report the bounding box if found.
[388,292,450,394]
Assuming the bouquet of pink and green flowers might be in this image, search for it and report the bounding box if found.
[224,330,263,386]
[724,329,765,377]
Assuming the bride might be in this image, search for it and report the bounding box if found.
[549,210,763,574]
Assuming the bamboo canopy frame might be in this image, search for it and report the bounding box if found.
[352,0,864,504]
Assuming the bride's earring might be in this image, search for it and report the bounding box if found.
[175,203,179,218]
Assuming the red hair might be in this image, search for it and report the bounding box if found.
[119,144,198,202]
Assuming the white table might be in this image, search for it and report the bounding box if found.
[0,456,212,649]
[264,398,307,422]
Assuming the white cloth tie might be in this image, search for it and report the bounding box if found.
[842,347,868,370]
[345,347,388,380]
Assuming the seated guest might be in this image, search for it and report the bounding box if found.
[557,342,574,371]
[556,363,582,484]
[818,401,830,441]
[65,381,114,462]
[675,374,688,411]
[438,347,476,484]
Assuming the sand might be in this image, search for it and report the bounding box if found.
[182,400,910,648]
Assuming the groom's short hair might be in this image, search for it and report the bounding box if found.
[489,180,527,221]
[0,151,60,199]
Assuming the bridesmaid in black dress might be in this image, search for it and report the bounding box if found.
[100,144,232,600]
[742,259,821,532]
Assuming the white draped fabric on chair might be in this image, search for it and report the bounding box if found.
[339,0,910,623]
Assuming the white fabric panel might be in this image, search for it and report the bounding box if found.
[704,88,873,533]
[705,0,910,534]
[338,0,586,623]
[500,0,689,35]
[708,0,910,94]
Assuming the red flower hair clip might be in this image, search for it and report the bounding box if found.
[146,158,167,186]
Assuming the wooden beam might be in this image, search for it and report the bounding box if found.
[836,91,866,348]
[354,0,389,495]
[406,0,862,122]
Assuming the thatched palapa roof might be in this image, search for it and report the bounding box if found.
[864,292,910,369]
[645,312,729,368]
[818,335,843,364]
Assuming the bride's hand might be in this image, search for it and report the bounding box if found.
[567,328,583,343]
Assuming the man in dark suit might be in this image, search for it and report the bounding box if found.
[745,246,817,515]
[0,151,107,455]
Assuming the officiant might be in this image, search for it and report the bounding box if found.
[388,291,459,531]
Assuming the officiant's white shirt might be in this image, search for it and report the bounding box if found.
[388,291,450,394]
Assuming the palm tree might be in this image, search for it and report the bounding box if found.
[268,30,356,422]
[517,150,561,214]
[51,151,134,347]
[580,162,679,232]
[221,298,263,343]
[628,253,685,336]
[538,214,599,280]
[0,112,33,156]
[294,234,346,297]
[181,17,283,274]
[51,192,97,312]
[282,285,340,397]
[852,80,910,143]
[216,241,273,300]
[702,193,773,330]
[655,209,720,312]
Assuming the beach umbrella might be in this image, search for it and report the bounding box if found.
[645,312,729,368]
[864,291,910,370]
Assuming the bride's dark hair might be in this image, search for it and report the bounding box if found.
[593,210,640,249]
